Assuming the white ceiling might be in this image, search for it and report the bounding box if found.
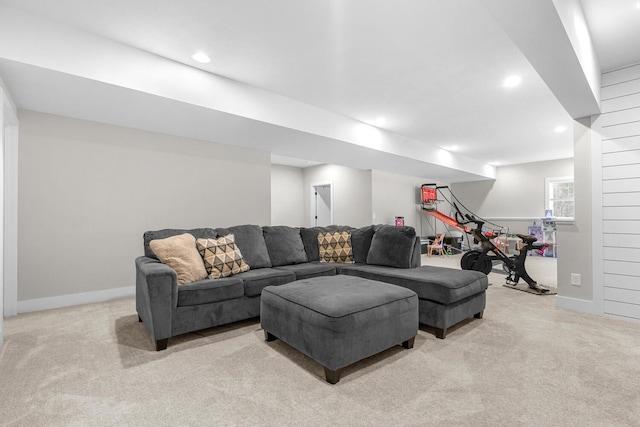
[0,0,639,181]
[581,0,640,71]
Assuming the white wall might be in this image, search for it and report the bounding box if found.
[1,79,19,346]
[17,111,271,308]
[271,164,304,226]
[592,63,640,322]
[303,164,372,227]
[556,118,594,304]
[451,158,574,234]
[556,63,640,323]
[278,165,448,233]
[371,170,449,237]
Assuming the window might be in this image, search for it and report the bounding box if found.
[545,176,574,219]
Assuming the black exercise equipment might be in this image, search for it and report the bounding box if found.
[421,184,551,294]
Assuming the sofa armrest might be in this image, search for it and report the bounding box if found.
[135,256,178,344]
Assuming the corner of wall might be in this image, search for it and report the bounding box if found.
[555,118,594,303]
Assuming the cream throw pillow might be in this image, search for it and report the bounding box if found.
[149,233,208,285]
[196,234,251,279]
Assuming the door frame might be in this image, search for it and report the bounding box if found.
[310,181,333,226]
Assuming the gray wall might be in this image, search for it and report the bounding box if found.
[271,164,304,226]
[556,118,593,302]
[18,111,271,301]
[451,158,574,235]
[371,170,450,237]
[275,165,447,232]
[302,164,372,227]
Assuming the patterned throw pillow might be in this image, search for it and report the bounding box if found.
[318,231,354,264]
[196,234,250,279]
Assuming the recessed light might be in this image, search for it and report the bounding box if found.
[437,149,453,165]
[373,117,386,127]
[554,126,567,133]
[192,52,211,64]
[503,75,522,87]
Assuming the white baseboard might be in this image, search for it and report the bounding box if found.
[17,286,135,314]
[555,295,596,315]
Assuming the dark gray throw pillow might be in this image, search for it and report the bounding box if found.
[216,224,272,268]
[351,225,376,264]
[366,225,417,268]
[263,226,308,266]
[300,227,327,262]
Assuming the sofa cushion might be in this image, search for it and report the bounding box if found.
[144,228,217,260]
[215,225,272,269]
[300,225,354,261]
[196,234,250,279]
[338,264,488,304]
[149,233,208,285]
[273,262,337,280]
[263,226,308,267]
[177,277,244,306]
[318,231,354,263]
[235,268,297,297]
[349,225,375,264]
[366,225,417,269]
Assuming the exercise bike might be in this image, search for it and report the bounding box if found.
[459,214,551,293]
[420,183,550,294]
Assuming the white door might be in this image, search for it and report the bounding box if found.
[311,183,333,226]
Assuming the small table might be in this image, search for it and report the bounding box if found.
[260,275,418,384]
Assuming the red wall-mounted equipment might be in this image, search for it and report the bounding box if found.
[421,184,437,204]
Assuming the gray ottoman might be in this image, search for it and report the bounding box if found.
[260,275,418,384]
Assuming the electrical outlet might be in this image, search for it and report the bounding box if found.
[372,213,376,220]
[571,273,581,286]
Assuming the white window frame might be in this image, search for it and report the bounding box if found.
[545,176,574,221]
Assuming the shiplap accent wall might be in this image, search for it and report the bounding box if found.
[599,63,640,322]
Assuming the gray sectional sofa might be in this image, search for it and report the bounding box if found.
[136,224,488,350]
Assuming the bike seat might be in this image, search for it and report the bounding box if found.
[516,234,537,245]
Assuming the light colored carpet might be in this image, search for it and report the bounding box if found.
[2,255,639,426]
